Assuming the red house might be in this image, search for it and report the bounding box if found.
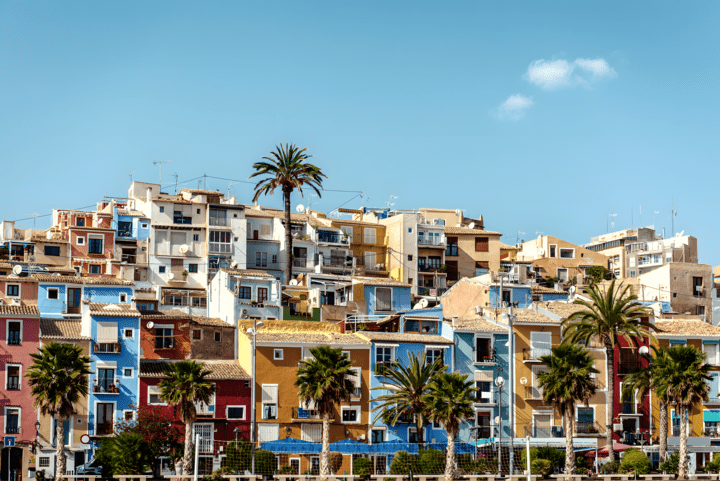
[52,209,118,277]
[0,303,40,481]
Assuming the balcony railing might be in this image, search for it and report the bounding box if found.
[418,237,445,246]
[375,362,391,376]
[7,336,21,346]
[317,232,349,244]
[121,254,137,264]
[6,380,19,390]
[173,215,192,225]
[618,361,641,375]
[575,421,601,435]
[209,217,228,226]
[94,343,121,354]
[323,257,351,267]
[96,424,114,436]
[292,257,308,268]
[292,407,320,420]
[523,348,551,361]
[418,265,445,273]
[445,244,458,257]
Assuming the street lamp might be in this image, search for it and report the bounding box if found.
[495,375,505,476]
[234,427,241,443]
[247,320,264,476]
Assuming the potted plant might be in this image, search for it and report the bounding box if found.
[440,265,447,272]
[251,300,257,306]
[182,269,189,279]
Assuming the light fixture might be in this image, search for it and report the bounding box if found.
[639,346,650,355]
[495,376,505,388]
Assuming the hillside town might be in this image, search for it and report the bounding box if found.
[1,177,718,480]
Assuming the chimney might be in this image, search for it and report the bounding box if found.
[146,187,153,202]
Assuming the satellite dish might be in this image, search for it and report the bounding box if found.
[12,265,22,275]
[168,272,175,280]
[231,261,238,268]
[289,279,298,286]
[569,286,576,295]
[537,248,545,256]
[179,244,189,254]
[146,322,155,329]
[678,230,684,237]
[240,309,249,319]
[468,222,475,229]
[419,298,429,308]
[296,204,306,214]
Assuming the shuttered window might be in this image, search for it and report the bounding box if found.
[96,322,118,343]
[531,365,550,399]
[530,332,552,360]
[375,287,392,311]
[258,424,279,443]
[262,385,278,403]
[301,423,322,443]
[364,228,376,244]
[475,237,489,252]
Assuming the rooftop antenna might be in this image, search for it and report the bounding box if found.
[33,213,39,229]
[386,195,398,208]
[129,170,136,184]
[654,211,659,231]
[361,191,366,209]
[227,182,242,198]
[171,173,179,194]
[535,231,543,237]
[153,160,173,185]
[308,194,317,213]
[516,231,525,245]
[671,200,677,235]
[608,213,617,232]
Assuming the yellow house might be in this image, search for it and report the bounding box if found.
[329,218,389,278]
[443,226,503,287]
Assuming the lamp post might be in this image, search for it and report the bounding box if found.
[247,320,264,476]
[495,375,505,476]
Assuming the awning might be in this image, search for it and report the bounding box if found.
[705,410,720,423]
[429,443,476,454]
[259,438,321,454]
[328,438,372,454]
[370,441,419,454]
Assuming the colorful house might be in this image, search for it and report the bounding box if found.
[208,268,282,324]
[51,208,118,277]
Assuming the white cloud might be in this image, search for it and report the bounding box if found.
[497,94,534,120]
[524,57,616,90]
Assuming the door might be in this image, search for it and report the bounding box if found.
[67,288,81,314]
[74,452,85,471]
[96,403,114,435]
[534,414,551,438]
[1,447,23,481]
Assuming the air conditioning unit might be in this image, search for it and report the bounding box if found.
[613,423,623,432]
[474,305,483,315]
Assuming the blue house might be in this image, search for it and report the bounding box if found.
[354,277,412,316]
[36,274,134,318]
[82,302,141,443]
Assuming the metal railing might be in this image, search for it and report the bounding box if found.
[418,237,445,246]
[209,217,228,226]
[523,348,551,360]
[317,232,349,244]
[292,257,308,268]
[94,343,121,354]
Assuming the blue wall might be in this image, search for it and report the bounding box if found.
[38,284,133,318]
[364,286,412,315]
[540,293,568,302]
[489,286,532,308]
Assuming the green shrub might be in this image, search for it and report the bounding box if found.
[520,446,564,471]
[417,449,444,474]
[223,440,252,473]
[353,457,372,480]
[601,460,621,474]
[706,453,720,473]
[620,449,651,475]
[277,465,296,475]
[389,451,417,475]
[254,450,277,476]
[531,459,553,479]
[660,453,680,475]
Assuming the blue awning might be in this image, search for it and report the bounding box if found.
[260,438,321,453]
[429,443,476,454]
[705,341,720,345]
[329,438,372,454]
[705,410,720,423]
[370,441,419,454]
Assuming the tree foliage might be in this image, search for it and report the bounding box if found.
[94,432,152,476]
[620,449,651,474]
[116,404,183,475]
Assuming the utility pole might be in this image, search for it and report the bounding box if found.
[153,160,173,185]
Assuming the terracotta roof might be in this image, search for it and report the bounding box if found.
[0,276,38,283]
[352,276,411,288]
[532,286,567,295]
[34,274,134,286]
[40,319,89,340]
[89,303,141,317]
[499,243,517,250]
[450,317,508,332]
[139,309,193,320]
[487,307,561,324]
[191,316,234,328]
[357,331,454,345]
[238,319,342,334]
[179,188,224,196]
[221,268,275,278]
[0,304,39,316]
[329,218,383,227]
[538,302,592,320]
[140,359,250,380]
[655,320,720,337]
[255,332,336,344]
[118,210,147,217]
[443,226,502,236]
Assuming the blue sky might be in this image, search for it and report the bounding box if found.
[1,1,718,264]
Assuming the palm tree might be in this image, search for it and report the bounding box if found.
[26,342,92,481]
[250,143,327,284]
[622,346,671,461]
[295,345,355,478]
[537,345,598,474]
[562,280,654,461]
[371,351,446,446]
[159,360,215,475]
[424,372,477,481]
[655,346,711,479]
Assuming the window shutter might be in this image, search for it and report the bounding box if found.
[364,228,376,244]
[711,373,720,399]
[262,385,278,403]
[261,224,271,236]
[96,322,118,343]
[376,287,392,311]
[300,398,317,410]
[474,371,493,382]
[530,332,552,358]
[349,367,362,389]
[301,423,322,443]
[258,424,279,443]
[364,252,376,268]
[531,365,549,398]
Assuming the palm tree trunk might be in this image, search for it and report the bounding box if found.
[445,428,456,481]
[321,412,331,478]
[56,416,66,481]
[183,421,193,476]
[679,404,689,480]
[604,341,616,462]
[659,399,668,461]
[417,415,424,446]
[564,406,575,475]
[284,187,292,285]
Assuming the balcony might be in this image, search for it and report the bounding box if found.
[6,380,19,391]
[5,425,19,434]
[317,231,349,245]
[93,385,120,394]
[292,257,308,268]
[96,424,114,436]
[7,336,21,346]
[621,402,637,415]
[94,343,121,354]
[575,421,603,435]
[418,237,445,248]
[118,227,133,238]
[121,253,137,264]
[173,214,193,225]
[417,286,447,296]
[445,244,458,257]
[209,217,228,227]
[418,264,446,273]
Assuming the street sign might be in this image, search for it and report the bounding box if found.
[4,437,15,447]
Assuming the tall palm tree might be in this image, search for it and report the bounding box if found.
[371,351,446,446]
[250,143,327,284]
[159,361,215,475]
[622,346,671,461]
[562,280,654,461]
[424,372,477,481]
[26,342,92,481]
[655,346,711,479]
[295,345,355,478]
[537,345,599,474]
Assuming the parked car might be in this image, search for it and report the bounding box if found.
[75,459,102,475]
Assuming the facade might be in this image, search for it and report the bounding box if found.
[517,235,608,285]
[443,226,503,288]
[35,275,135,319]
[351,277,412,318]
[625,234,698,278]
[208,268,282,325]
[328,218,388,278]
[51,208,118,277]
[584,227,658,279]
[440,276,533,319]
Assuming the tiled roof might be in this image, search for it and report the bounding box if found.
[89,303,141,317]
[238,319,342,334]
[140,309,193,320]
[357,331,454,345]
[0,304,39,316]
[443,226,502,236]
[0,276,38,283]
[34,274,134,286]
[118,210,147,217]
[221,268,275,278]
[655,320,720,337]
[255,332,336,344]
[40,319,89,340]
[499,242,517,250]
[140,359,250,380]
[487,307,561,324]
[532,286,567,295]
[450,317,508,332]
[179,188,224,196]
[329,218,383,227]
[352,276,411,288]
[191,316,234,328]
[537,301,590,320]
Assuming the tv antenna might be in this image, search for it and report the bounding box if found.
[171,173,179,194]
[516,231,525,245]
[153,160,173,185]
[129,170,136,184]
[227,182,243,198]
[308,194,317,213]
[535,231,543,237]
[33,213,39,229]
[608,213,617,232]
[386,195,398,208]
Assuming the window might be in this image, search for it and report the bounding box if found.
[44,245,60,256]
[694,277,704,297]
[475,337,493,362]
[47,288,59,300]
[173,210,192,225]
[6,365,20,390]
[148,386,165,405]
[426,349,443,365]
[301,424,322,443]
[89,265,101,274]
[188,264,198,273]
[258,288,268,303]
[698,306,706,316]
[209,231,232,253]
[348,367,362,398]
[272,254,278,264]
[159,266,166,273]
[141,223,148,229]
[227,406,245,420]
[193,424,213,453]
[375,287,392,311]
[193,329,202,340]
[88,237,104,254]
[371,429,385,444]
[234,286,250,300]
[530,332,552,361]
[706,344,720,366]
[6,284,19,298]
[197,209,201,214]
[124,410,134,421]
[475,381,492,403]
[475,261,489,277]
[255,251,268,267]
[549,245,557,258]
[408,255,413,261]
[76,218,85,227]
[274,349,284,360]
[364,228,376,244]
[559,248,574,259]
[475,237,489,252]
[123,368,133,378]
[364,252,377,269]
[155,327,174,349]
[39,458,50,468]
[404,319,438,334]
[7,321,21,345]
[476,412,491,438]
[5,407,20,434]
[341,406,361,423]
[629,270,636,277]
[261,385,278,420]
[159,206,165,213]
[97,368,115,391]
[408,427,423,443]
[577,407,594,433]
[119,293,127,303]
[556,268,568,282]
[76,236,85,245]
[376,346,393,363]
[123,328,133,338]
[138,301,157,311]
[215,331,221,342]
